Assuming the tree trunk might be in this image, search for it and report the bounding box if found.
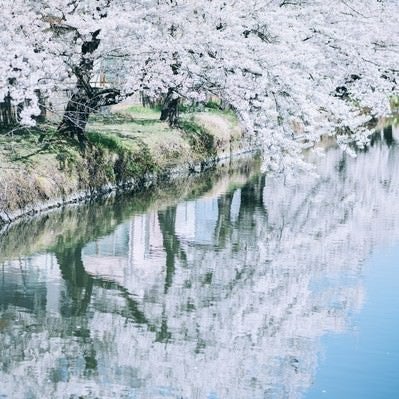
[57,30,101,141]
[58,87,121,143]
[0,95,17,127]
[160,89,180,127]
[34,90,47,123]
[58,90,91,143]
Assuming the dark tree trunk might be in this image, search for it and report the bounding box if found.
[34,89,47,123]
[141,92,157,108]
[57,30,102,142]
[0,91,47,129]
[0,95,17,127]
[160,89,180,127]
[58,87,121,143]
[214,192,234,246]
[55,244,94,316]
[58,89,92,143]
[160,49,181,126]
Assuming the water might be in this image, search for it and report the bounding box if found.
[1,137,399,399]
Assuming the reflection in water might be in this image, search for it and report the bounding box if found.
[1,138,399,398]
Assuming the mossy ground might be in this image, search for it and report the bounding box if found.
[88,103,242,168]
[0,104,244,221]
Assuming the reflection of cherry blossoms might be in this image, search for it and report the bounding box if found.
[1,137,399,398]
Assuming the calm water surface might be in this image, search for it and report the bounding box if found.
[1,137,399,398]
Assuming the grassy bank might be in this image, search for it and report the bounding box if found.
[0,105,247,226]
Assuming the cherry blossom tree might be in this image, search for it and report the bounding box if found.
[0,0,397,160]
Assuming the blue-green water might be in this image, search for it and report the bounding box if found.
[1,139,399,398]
[306,247,399,399]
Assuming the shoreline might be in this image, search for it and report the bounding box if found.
[0,150,262,259]
[0,147,258,230]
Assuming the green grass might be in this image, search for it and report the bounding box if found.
[178,117,216,155]
[205,107,238,124]
[0,102,244,225]
[1,104,240,174]
[86,129,158,180]
[86,103,242,170]
[87,130,129,153]
[126,105,161,118]
[0,124,66,166]
[88,105,173,137]
[390,95,399,110]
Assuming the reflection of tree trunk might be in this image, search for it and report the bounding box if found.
[160,89,180,127]
[53,238,178,347]
[158,206,186,294]
[238,175,267,221]
[214,192,234,246]
[55,244,93,317]
[256,175,266,210]
[54,244,98,373]
[383,125,394,146]
[155,312,171,343]
[157,206,189,343]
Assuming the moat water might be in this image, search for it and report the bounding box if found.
[1,131,399,398]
